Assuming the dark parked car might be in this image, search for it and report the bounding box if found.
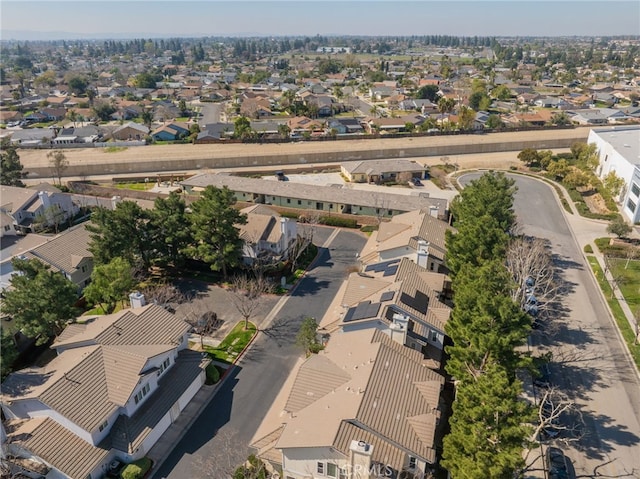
[107,459,126,478]
[410,177,423,186]
[533,361,552,389]
[275,170,287,181]
[546,447,574,479]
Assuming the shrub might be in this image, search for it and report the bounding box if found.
[121,458,152,479]
[205,363,220,385]
[280,211,299,219]
[319,216,358,228]
[584,244,593,254]
[360,225,378,233]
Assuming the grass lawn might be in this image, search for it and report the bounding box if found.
[204,321,257,363]
[605,257,640,317]
[587,256,640,370]
[83,301,127,316]
[114,182,153,191]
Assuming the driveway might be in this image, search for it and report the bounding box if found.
[199,102,222,126]
[461,172,640,476]
[153,227,367,478]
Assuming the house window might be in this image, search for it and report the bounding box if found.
[98,420,108,432]
[631,182,640,197]
[286,198,291,204]
[317,462,325,474]
[81,265,87,273]
[627,198,637,212]
[408,456,417,469]
[3,225,9,232]
[327,463,337,478]
[339,469,348,479]
[158,357,171,376]
[134,383,151,405]
[297,200,302,205]
[431,330,438,342]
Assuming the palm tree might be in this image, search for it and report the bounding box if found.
[369,105,380,118]
[437,97,456,116]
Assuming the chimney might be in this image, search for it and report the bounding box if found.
[389,313,409,345]
[38,191,51,210]
[111,196,121,210]
[349,440,373,475]
[129,291,146,308]
[416,240,429,268]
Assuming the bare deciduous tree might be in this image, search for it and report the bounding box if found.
[229,275,274,330]
[47,150,69,186]
[505,236,562,319]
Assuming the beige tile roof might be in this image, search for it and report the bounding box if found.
[284,354,351,413]
[360,209,455,265]
[53,304,190,349]
[341,273,393,307]
[0,185,38,213]
[6,417,111,479]
[21,223,92,274]
[182,174,447,216]
[342,159,425,176]
[273,328,444,465]
[333,421,406,470]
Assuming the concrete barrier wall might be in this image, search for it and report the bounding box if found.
[27,135,581,178]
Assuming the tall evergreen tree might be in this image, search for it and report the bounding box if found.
[0,138,26,186]
[86,201,152,269]
[2,258,78,345]
[442,364,534,479]
[185,186,246,278]
[150,192,192,266]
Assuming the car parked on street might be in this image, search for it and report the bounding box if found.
[546,447,574,479]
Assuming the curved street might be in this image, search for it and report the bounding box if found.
[461,172,640,477]
[152,227,367,478]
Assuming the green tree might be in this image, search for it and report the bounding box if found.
[185,186,246,278]
[67,75,88,96]
[233,116,252,139]
[87,201,153,268]
[485,113,504,130]
[468,91,491,111]
[458,105,476,131]
[2,258,78,345]
[47,150,69,186]
[277,123,291,139]
[603,171,625,198]
[442,364,533,479]
[296,316,322,356]
[0,138,26,186]
[92,101,117,121]
[149,192,192,266]
[437,97,456,116]
[141,109,154,129]
[546,158,570,179]
[571,142,599,171]
[83,257,136,314]
[607,217,632,238]
[551,111,571,126]
[133,72,161,89]
[1,330,19,380]
[491,84,512,101]
[517,148,540,167]
[415,84,439,101]
[445,260,531,381]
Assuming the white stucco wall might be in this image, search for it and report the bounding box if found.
[282,446,346,478]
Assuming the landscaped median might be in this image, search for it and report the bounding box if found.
[203,321,257,364]
[586,256,640,370]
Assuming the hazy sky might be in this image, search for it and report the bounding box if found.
[2,1,639,39]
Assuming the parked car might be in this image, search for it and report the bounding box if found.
[410,177,423,186]
[106,459,126,478]
[546,447,574,479]
[539,398,562,440]
[533,361,552,389]
[275,170,287,181]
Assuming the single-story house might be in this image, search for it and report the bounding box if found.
[111,122,149,141]
[341,159,427,184]
[151,123,190,141]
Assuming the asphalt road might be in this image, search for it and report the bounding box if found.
[460,172,640,477]
[198,102,222,126]
[154,227,367,478]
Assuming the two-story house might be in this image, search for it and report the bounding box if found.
[251,327,445,479]
[0,184,79,234]
[1,301,209,479]
[238,205,298,264]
